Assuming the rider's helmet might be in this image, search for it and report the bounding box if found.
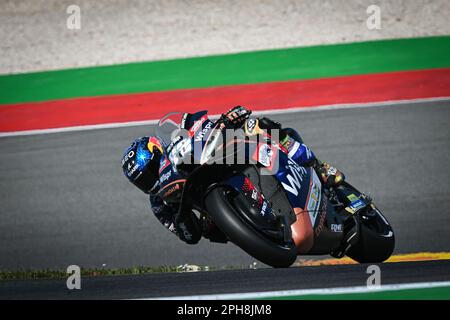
[121,136,164,194]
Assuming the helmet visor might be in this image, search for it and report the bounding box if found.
[133,151,161,193]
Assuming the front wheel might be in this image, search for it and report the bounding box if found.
[347,204,395,263]
[204,187,297,268]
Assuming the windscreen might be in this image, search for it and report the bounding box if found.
[155,112,184,147]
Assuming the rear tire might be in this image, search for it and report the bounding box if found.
[204,187,297,268]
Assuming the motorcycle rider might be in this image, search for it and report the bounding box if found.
[121,106,345,248]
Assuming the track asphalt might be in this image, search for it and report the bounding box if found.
[0,100,449,271]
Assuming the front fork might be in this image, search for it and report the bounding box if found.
[327,185,372,258]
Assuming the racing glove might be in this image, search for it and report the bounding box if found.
[219,106,252,129]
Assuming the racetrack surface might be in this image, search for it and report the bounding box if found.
[0,100,449,271]
[1,260,449,299]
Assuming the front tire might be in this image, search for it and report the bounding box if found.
[204,187,297,268]
[347,205,395,263]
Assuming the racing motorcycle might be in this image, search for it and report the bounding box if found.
[155,112,395,268]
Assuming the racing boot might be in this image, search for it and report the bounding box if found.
[314,160,345,188]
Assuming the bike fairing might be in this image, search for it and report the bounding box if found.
[222,141,341,254]
[148,109,331,252]
[122,106,395,266]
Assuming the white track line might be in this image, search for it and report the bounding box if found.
[0,119,160,138]
[1,97,449,138]
[146,280,450,300]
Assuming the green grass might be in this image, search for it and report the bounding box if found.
[263,287,450,300]
[0,265,198,281]
[1,36,449,104]
[0,264,253,281]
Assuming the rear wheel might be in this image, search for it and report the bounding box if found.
[204,187,297,268]
[347,204,395,263]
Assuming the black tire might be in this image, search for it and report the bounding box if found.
[204,187,297,268]
[347,205,395,263]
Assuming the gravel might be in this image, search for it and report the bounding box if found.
[1,0,449,75]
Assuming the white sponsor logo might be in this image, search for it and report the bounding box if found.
[281,160,307,196]
[349,199,365,212]
[169,138,192,165]
[190,116,207,133]
[128,163,139,176]
[122,150,134,166]
[159,171,172,183]
[331,224,343,232]
[195,121,214,141]
[260,201,268,216]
